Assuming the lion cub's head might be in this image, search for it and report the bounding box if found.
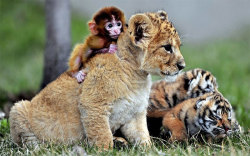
[128,11,185,81]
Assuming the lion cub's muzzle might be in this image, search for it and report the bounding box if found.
[161,59,185,82]
[177,59,185,71]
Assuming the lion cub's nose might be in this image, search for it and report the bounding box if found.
[177,61,185,70]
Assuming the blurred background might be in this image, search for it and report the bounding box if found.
[0,0,249,129]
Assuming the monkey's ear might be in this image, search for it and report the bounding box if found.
[128,14,153,47]
[88,21,98,35]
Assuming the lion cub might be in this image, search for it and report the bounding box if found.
[9,10,185,149]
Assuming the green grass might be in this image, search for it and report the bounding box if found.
[0,1,249,155]
[0,119,249,155]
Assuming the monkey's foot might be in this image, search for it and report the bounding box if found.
[108,44,118,54]
[73,70,86,83]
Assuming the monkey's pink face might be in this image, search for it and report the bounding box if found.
[105,17,122,39]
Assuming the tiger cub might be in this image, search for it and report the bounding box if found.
[162,92,241,142]
[148,68,218,118]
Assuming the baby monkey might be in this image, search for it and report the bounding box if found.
[68,6,126,82]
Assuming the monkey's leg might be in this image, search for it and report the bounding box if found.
[121,110,151,147]
[79,107,113,150]
[162,113,187,142]
[9,100,39,147]
[68,44,85,73]
[94,48,109,53]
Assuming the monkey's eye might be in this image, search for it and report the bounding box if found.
[117,21,122,27]
[163,44,173,53]
[105,22,113,30]
[108,23,113,28]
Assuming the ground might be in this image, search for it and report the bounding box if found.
[0,1,249,155]
[0,119,249,155]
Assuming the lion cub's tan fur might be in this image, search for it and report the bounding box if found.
[9,11,185,149]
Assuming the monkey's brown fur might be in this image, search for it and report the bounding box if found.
[9,11,185,150]
[68,6,126,73]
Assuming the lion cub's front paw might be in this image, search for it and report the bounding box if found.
[113,137,128,148]
[139,139,152,147]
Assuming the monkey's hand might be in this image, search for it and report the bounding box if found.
[108,44,118,54]
[73,70,86,83]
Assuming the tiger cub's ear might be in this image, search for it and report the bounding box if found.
[187,72,202,94]
[195,94,214,109]
[195,99,206,110]
[128,14,153,47]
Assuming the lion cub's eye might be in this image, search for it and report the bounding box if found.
[163,44,173,53]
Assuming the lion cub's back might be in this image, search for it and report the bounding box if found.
[82,53,133,103]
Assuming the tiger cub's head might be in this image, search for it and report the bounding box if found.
[184,68,218,98]
[195,92,239,138]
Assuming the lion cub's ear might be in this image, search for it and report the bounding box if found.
[128,14,153,47]
[157,10,168,21]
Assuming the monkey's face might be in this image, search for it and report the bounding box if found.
[105,16,122,39]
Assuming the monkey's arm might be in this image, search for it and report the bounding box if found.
[68,35,107,82]
[68,35,103,72]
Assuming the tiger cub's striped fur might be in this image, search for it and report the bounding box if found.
[147,68,241,140]
[148,68,218,118]
[162,92,240,141]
